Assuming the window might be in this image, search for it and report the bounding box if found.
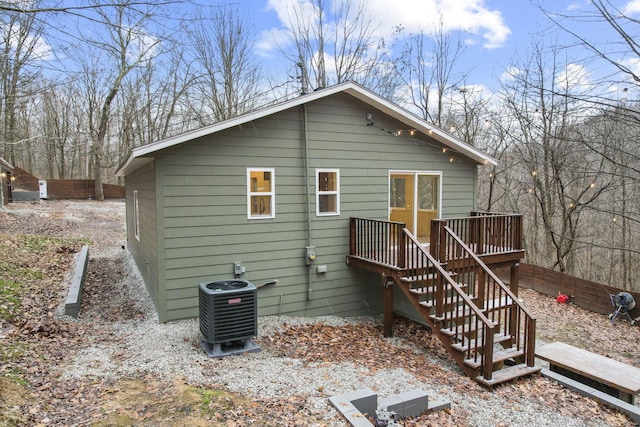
[316,169,340,216]
[133,190,140,241]
[247,168,275,219]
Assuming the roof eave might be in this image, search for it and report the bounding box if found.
[116,81,497,176]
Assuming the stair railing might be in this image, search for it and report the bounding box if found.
[440,225,536,368]
[401,227,497,380]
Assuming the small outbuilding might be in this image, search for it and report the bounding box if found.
[0,157,14,208]
[116,82,496,322]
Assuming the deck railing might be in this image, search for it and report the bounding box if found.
[431,213,522,259]
[349,217,407,268]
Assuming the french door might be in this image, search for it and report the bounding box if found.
[389,172,441,243]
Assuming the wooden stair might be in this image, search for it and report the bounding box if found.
[347,216,540,387]
[394,271,540,387]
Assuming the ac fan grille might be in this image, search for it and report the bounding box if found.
[199,286,257,344]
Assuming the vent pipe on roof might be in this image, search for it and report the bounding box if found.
[297,62,308,95]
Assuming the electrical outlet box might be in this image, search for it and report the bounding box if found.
[233,262,245,276]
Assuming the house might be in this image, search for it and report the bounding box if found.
[115,81,497,323]
[0,157,14,208]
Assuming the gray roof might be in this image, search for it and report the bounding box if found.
[116,81,497,177]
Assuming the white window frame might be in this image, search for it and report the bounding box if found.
[316,168,340,216]
[247,167,275,219]
[133,190,140,241]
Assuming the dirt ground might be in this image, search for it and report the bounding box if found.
[1,199,639,426]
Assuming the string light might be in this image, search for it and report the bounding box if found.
[368,123,466,162]
[396,129,417,136]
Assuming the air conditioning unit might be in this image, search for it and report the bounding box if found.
[199,279,260,357]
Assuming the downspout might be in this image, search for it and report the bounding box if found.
[302,103,314,301]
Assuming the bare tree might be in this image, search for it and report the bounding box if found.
[393,20,467,125]
[539,0,640,87]
[532,0,640,287]
[74,1,163,200]
[500,44,613,273]
[0,4,44,165]
[279,0,386,93]
[186,5,263,124]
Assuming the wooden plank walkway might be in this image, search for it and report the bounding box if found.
[536,342,640,404]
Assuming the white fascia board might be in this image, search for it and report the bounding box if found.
[343,86,497,166]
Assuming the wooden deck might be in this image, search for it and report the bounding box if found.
[347,215,539,387]
[536,342,640,404]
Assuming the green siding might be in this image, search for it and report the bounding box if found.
[124,161,161,314]
[129,92,480,321]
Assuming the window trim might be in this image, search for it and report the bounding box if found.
[316,168,340,216]
[133,189,140,241]
[247,167,275,219]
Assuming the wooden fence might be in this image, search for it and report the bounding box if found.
[9,167,124,200]
[497,263,640,319]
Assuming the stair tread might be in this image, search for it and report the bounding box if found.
[400,271,458,283]
[431,306,490,323]
[485,295,513,311]
[401,274,438,282]
[464,347,524,369]
[475,363,541,387]
[413,294,469,309]
[451,333,512,352]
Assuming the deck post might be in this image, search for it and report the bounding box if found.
[510,262,519,298]
[383,274,394,337]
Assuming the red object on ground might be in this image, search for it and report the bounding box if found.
[557,294,569,304]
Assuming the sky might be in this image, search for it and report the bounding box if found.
[228,0,640,95]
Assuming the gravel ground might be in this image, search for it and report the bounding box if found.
[57,251,618,427]
[3,200,636,426]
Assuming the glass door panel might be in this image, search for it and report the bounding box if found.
[417,174,440,242]
[389,174,415,234]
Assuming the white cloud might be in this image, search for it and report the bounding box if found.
[0,21,53,61]
[256,27,291,57]
[360,0,511,49]
[556,63,593,92]
[619,56,640,77]
[125,27,159,64]
[261,0,511,52]
[499,66,521,84]
[623,0,640,15]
